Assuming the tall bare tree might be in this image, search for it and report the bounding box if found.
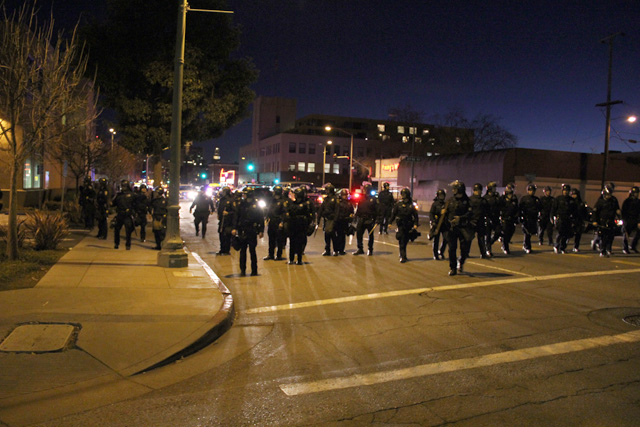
[0,1,93,259]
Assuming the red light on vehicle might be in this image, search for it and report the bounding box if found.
[352,192,361,199]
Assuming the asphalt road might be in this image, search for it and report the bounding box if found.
[39,201,640,426]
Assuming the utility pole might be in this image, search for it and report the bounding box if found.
[597,32,624,190]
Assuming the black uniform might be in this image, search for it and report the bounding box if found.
[469,190,488,258]
[133,187,150,242]
[285,189,314,264]
[622,189,640,253]
[150,191,168,250]
[354,187,381,255]
[445,183,473,275]
[264,189,288,260]
[95,180,110,239]
[484,188,501,256]
[519,191,540,253]
[538,189,554,245]
[190,191,214,238]
[551,187,577,253]
[498,190,518,254]
[80,182,96,229]
[318,188,339,255]
[377,187,394,234]
[233,193,265,276]
[217,190,237,255]
[112,184,135,250]
[390,190,419,262]
[571,192,590,252]
[429,193,448,259]
[592,192,619,256]
[334,191,354,255]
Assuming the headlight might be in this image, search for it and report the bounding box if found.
[258,199,267,209]
[188,190,197,200]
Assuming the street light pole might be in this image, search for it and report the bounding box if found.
[157,1,233,268]
[598,32,624,190]
[322,140,332,187]
[325,126,354,192]
[109,128,116,150]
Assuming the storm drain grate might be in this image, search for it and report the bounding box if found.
[0,323,79,353]
[623,315,640,327]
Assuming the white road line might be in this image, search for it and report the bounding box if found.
[279,329,640,396]
[613,260,640,267]
[243,268,640,314]
[466,261,532,277]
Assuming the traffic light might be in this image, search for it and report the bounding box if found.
[200,172,207,179]
[247,163,255,171]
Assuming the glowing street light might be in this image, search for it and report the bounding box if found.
[109,128,116,150]
[322,140,332,187]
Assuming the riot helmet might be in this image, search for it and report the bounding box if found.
[273,185,283,196]
[527,183,537,193]
[293,187,305,202]
[435,189,446,200]
[473,183,483,193]
[451,180,466,195]
[325,183,335,195]
[400,187,411,201]
[382,182,390,190]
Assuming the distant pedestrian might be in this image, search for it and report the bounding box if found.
[318,183,339,256]
[445,180,473,276]
[497,183,518,254]
[80,178,96,229]
[378,181,394,234]
[551,184,576,254]
[484,181,500,257]
[333,188,354,255]
[538,186,554,246]
[592,185,620,257]
[390,187,419,263]
[190,186,214,238]
[570,188,590,253]
[353,183,381,256]
[95,178,110,240]
[133,184,150,242]
[264,185,288,260]
[621,186,640,254]
[469,183,489,258]
[285,187,314,265]
[216,187,236,255]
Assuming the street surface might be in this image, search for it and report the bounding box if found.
[38,201,640,425]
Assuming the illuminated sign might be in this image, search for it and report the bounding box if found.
[220,169,235,185]
[381,163,400,172]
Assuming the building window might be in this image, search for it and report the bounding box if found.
[324,163,330,173]
[402,136,410,143]
[288,162,296,171]
[307,163,316,172]
[377,124,385,132]
[333,164,340,174]
[23,159,33,189]
[409,126,417,135]
[266,146,272,155]
[423,129,430,135]
[298,162,306,171]
[397,126,405,134]
[275,143,280,153]
[299,143,306,154]
[289,142,296,153]
[309,144,316,155]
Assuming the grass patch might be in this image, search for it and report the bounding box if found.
[0,243,68,291]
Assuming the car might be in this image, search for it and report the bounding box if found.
[179,184,198,201]
[239,184,272,209]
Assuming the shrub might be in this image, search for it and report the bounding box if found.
[0,218,28,248]
[63,200,83,226]
[24,210,69,250]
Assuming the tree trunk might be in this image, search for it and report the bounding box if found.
[6,157,20,260]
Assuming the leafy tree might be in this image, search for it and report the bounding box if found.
[0,1,94,260]
[97,144,138,188]
[81,0,258,179]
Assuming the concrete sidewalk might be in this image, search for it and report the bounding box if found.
[0,231,234,425]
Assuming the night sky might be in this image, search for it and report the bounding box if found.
[10,0,640,162]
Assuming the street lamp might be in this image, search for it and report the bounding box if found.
[322,140,332,187]
[109,128,116,150]
[325,126,353,192]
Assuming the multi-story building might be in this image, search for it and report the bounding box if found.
[238,97,474,190]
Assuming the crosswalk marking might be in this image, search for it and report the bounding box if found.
[279,329,640,396]
[243,268,640,314]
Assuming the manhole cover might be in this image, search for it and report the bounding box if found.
[0,323,77,353]
[623,315,640,327]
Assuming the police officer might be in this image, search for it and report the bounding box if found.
[285,187,314,265]
[264,185,288,260]
[80,178,96,229]
[469,183,489,258]
[150,187,168,250]
[498,183,518,254]
[538,186,554,246]
[429,189,448,260]
[519,183,540,254]
[390,187,419,263]
[190,186,215,238]
[95,178,110,240]
[133,184,150,242]
[318,183,339,256]
[484,181,501,257]
[216,186,236,255]
[353,183,381,256]
[551,184,576,254]
[334,188,354,255]
[378,181,394,234]
[445,180,473,276]
[112,179,135,250]
[592,185,620,257]
[570,188,590,253]
[622,186,640,254]
[232,187,265,276]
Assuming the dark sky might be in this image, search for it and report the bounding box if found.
[12,0,639,163]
